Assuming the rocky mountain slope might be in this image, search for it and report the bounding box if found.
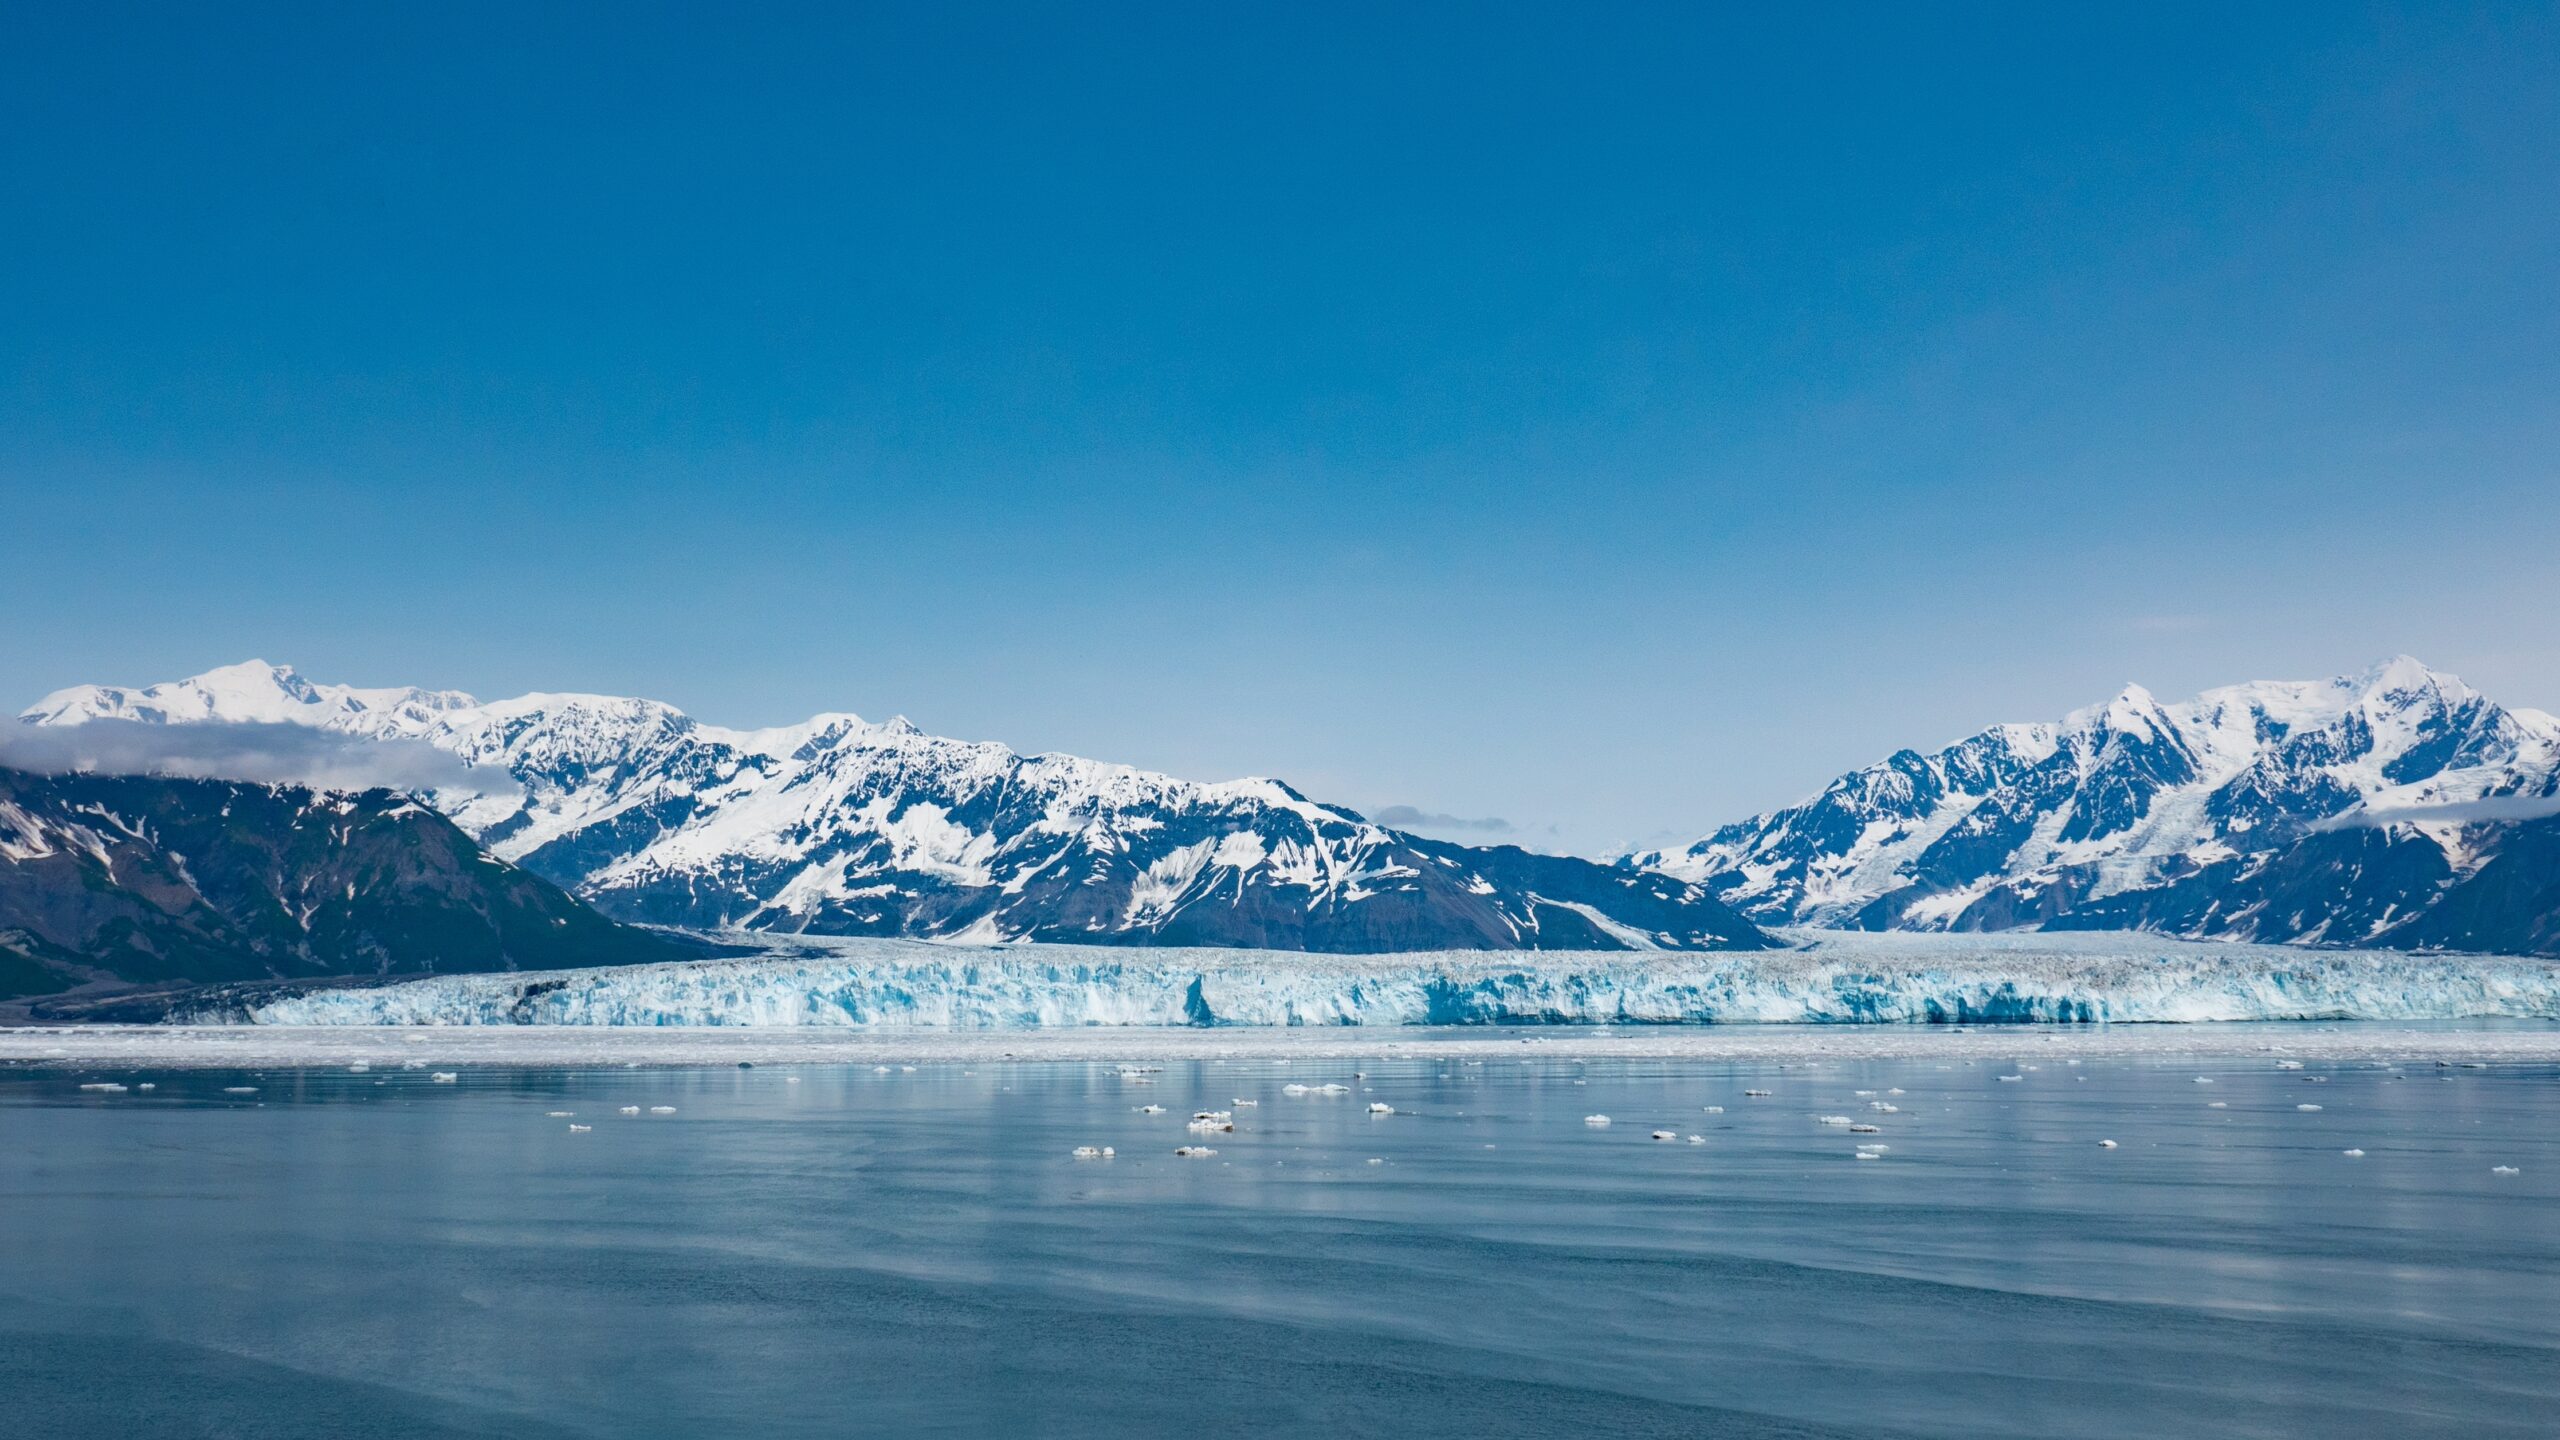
[23,663,1770,954]
[0,765,690,1000]
[1628,658,2560,953]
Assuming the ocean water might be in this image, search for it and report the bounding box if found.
[6,1047,2556,1438]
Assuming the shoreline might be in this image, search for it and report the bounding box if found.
[8,1020,2560,1069]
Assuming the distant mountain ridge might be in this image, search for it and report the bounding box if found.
[0,765,689,1000]
[1627,658,2560,954]
[23,662,1770,954]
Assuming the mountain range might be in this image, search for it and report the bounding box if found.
[19,662,1770,956]
[1628,657,2560,955]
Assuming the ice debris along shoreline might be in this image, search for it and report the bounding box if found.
[193,930,2560,1028]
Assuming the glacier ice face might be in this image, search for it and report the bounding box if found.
[218,929,2560,1028]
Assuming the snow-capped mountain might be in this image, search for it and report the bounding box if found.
[22,662,1769,953]
[1629,658,2560,953]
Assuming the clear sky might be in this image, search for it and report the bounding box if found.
[4,3,2556,855]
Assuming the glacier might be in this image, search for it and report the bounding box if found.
[220,930,2560,1028]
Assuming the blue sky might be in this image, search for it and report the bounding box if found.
[4,3,2555,854]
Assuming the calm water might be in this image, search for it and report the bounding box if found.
[6,1049,2557,1438]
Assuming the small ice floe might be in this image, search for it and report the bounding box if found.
[1174,1146,1218,1158]
[1233,1099,1257,1107]
[1849,1123,1882,1134]
[347,1062,370,1073]
[619,1105,642,1115]
[1997,1075,2023,1083]
[1743,1089,1772,1098]
[2208,1101,2228,1109]
[137,1083,155,1091]
[1817,1115,1854,1127]
[402,1059,426,1070]
[546,1110,574,1117]
[2099,1140,2119,1149]
[2276,1060,2304,1070]
[78,1082,128,1093]
[874,1066,891,1074]
[430,1072,459,1084]
[568,1124,591,1133]
[1281,1084,1311,1097]
[1886,1088,1905,1096]
[1703,1105,1724,1114]
[1137,1104,1166,1115]
[1584,1114,1612,1127]
[223,1086,258,1095]
[2297,1104,2323,1112]
[1871,1103,1899,1113]
[1367,1102,1395,1115]
[1187,1112,1234,1134]
[785,1077,801,1085]
[1855,1143,1889,1155]
[2193,1077,2215,1085]
[1071,1146,1107,1159]
[1366,1157,1385,1166]
[2491,1165,2520,1175]
[2342,1149,2365,1158]
[1651,1130,1677,1141]
[1853,1150,1881,1161]
[1854,1090,1876,1098]
[1315,1083,1351,1095]
[649,1105,677,1115]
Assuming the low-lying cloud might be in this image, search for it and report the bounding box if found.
[2325,791,2560,828]
[1370,804,1518,836]
[0,719,518,799]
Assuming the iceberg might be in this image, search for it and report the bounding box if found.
[203,929,2560,1028]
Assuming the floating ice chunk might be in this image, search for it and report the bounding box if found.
[1817,1115,1853,1126]
[2276,1060,2304,1070]
[874,1066,891,1073]
[1886,1088,1905,1096]
[2297,1104,2323,1112]
[546,1110,573,1117]
[1871,1103,1899,1113]
[1174,1146,1217,1158]
[1651,1130,1677,1141]
[223,1086,258,1094]
[137,1083,155,1091]
[568,1124,590,1132]
[1367,1102,1395,1115]
[1687,1135,1705,1144]
[2193,1077,2215,1084]
[1137,1104,1165,1114]
[1315,1083,1351,1095]
[1997,1075,2023,1083]
[1281,1084,1311,1096]
[430,1072,458,1083]
[2208,1101,2228,1108]
[347,1062,370,1073]
[1853,1150,1880,1160]
[1849,1123,1882,1134]
[1855,1143,1889,1154]
[78,1082,128,1093]
[619,1105,642,1115]
[1584,1114,1611,1127]
[2099,1140,2118,1149]
[2342,1149,2365,1157]
[1366,1157,1385,1165]
[1234,1099,1257,1107]
[1071,1146,1105,1159]
[1743,1089,1772,1098]
[2492,1165,2520,1175]
[1703,1105,1724,1114]
[649,1105,677,1114]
